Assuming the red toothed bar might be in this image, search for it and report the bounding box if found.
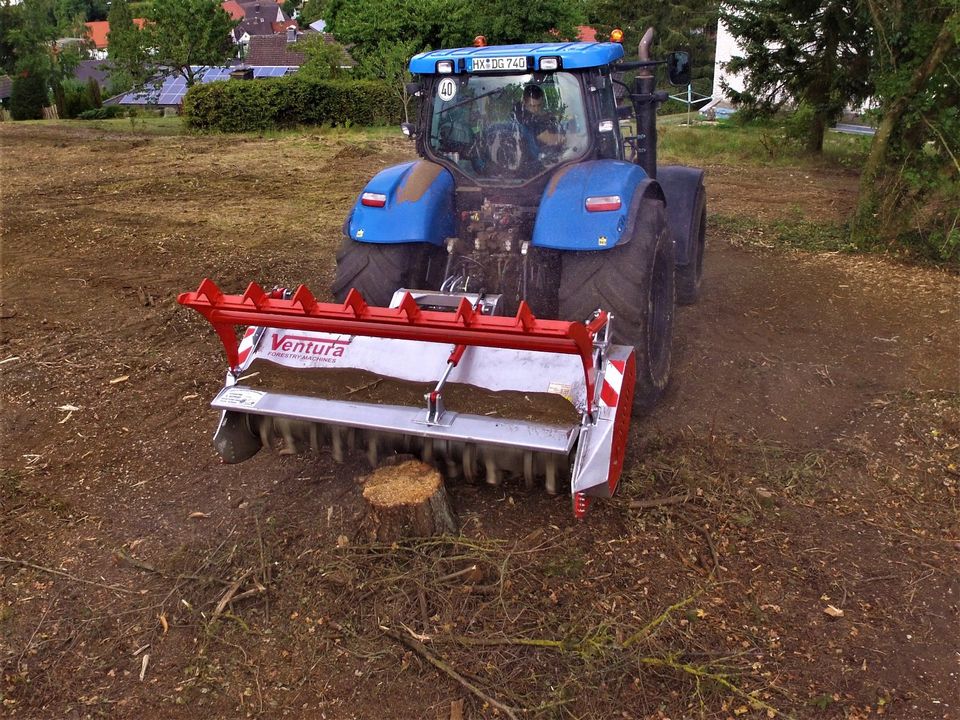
[178,279,609,413]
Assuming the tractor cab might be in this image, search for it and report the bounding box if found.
[409,43,628,187]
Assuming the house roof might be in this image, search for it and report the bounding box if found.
[272,19,297,33]
[232,1,287,41]
[222,0,244,20]
[84,18,147,49]
[73,59,114,87]
[245,34,305,66]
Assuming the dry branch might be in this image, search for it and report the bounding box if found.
[0,556,139,594]
[213,569,252,618]
[383,627,521,720]
[627,493,691,510]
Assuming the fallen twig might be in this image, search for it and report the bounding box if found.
[0,556,138,595]
[446,635,566,650]
[622,594,698,648]
[114,549,231,586]
[255,516,270,620]
[638,656,784,717]
[227,585,266,605]
[681,518,722,578]
[346,378,382,395]
[383,627,520,720]
[212,569,252,619]
[17,603,52,672]
[436,564,479,584]
[627,493,690,510]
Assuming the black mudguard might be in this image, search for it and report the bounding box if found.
[658,165,706,266]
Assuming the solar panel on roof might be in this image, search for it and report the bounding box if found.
[115,65,300,106]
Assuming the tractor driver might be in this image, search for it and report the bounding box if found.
[515,84,564,163]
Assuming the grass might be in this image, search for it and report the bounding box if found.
[711,214,857,254]
[19,113,871,172]
[28,114,410,141]
[659,118,871,170]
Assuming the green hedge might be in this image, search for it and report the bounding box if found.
[182,77,403,131]
[77,105,128,120]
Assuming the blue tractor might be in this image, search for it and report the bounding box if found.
[334,29,707,411]
[178,29,708,513]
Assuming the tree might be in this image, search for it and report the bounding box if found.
[326,0,586,65]
[356,38,418,122]
[852,4,959,258]
[587,0,719,104]
[466,0,585,45]
[10,70,48,118]
[139,0,237,86]
[107,0,147,91]
[294,33,349,79]
[298,0,326,28]
[0,0,24,74]
[720,0,874,152]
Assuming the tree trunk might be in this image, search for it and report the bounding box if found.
[807,111,827,154]
[853,12,958,237]
[360,459,459,542]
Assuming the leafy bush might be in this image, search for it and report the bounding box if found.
[61,79,101,119]
[77,105,129,119]
[182,77,403,131]
[10,73,48,120]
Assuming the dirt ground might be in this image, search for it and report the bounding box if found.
[1,124,957,720]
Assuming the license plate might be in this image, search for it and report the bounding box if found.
[471,55,527,72]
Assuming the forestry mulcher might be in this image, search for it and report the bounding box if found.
[179,29,707,517]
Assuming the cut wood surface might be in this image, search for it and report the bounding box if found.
[361,460,459,541]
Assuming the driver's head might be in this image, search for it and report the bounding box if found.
[522,84,546,115]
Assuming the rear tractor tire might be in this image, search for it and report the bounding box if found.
[332,237,445,307]
[558,196,675,412]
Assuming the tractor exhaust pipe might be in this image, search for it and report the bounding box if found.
[633,27,658,179]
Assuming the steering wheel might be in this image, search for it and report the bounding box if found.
[481,124,525,175]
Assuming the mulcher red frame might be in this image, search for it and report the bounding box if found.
[178,278,610,416]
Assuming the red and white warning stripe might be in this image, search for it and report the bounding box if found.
[236,326,258,367]
[599,359,626,408]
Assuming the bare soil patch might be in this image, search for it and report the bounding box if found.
[1,124,957,719]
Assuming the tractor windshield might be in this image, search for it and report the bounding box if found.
[427,72,589,184]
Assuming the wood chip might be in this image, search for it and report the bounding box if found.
[158,614,168,634]
[824,604,845,618]
[109,375,129,384]
[139,653,149,681]
[188,511,210,519]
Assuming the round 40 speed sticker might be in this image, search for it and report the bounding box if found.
[437,78,458,102]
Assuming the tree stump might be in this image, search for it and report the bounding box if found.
[360,459,459,541]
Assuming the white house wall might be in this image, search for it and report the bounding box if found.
[711,16,746,103]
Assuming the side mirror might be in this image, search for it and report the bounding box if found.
[666,51,691,86]
[405,82,421,97]
[400,122,417,139]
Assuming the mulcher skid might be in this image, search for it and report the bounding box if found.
[179,279,636,517]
